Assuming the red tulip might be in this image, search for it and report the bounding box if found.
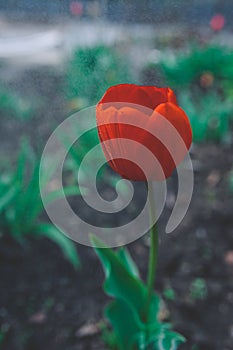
[96,84,192,181]
[70,1,83,16]
[210,14,225,32]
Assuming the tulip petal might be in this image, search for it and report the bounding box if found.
[99,84,177,112]
[150,102,192,177]
[166,87,178,105]
[96,104,151,180]
[155,102,192,151]
[99,84,151,109]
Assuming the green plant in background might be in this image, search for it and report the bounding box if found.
[65,45,132,109]
[0,85,33,121]
[92,237,185,350]
[229,169,233,192]
[189,278,208,301]
[0,321,9,348]
[0,140,80,268]
[179,91,232,142]
[64,126,107,184]
[163,288,176,301]
[158,45,233,95]
[191,346,199,350]
[150,45,233,142]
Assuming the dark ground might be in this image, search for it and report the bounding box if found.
[0,66,233,350]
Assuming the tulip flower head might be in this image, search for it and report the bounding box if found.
[96,84,192,181]
[210,14,225,32]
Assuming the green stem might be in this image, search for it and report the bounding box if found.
[146,181,159,320]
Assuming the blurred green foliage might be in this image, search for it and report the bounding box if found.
[189,278,208,301]
[150,45,233,142]
[64,125,132,205]
[64,46,133,197]
[65,45,132,108]
[159,46,233,94]
[163,287,176,301]
[229,170,233,192]
[0,85,33,121]
[179,92,232,143]
[0,140,80,268]
[64,126,106,184]
[92,236,185,350]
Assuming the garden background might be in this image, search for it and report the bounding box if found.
[0,1,233,349]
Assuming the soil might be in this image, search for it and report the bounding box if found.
[0,65,233,350]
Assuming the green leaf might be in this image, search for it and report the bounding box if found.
[91,235,147,320]
[37,223,80,268]
[15,140,27,184]
[15,163,40,232]
[0,186,18,212]
[149,327,186,350]
[105,299,184,350]
[91,236,185,350]
[105,299,143,350]
[39,154,61,188]
[147,293,161,325]
[43,185,82,206]
[117,247,140,278]
[0,141,81,267]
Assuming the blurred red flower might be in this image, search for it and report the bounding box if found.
[210,14,225,32]
[96,84,192,181]
[70,1,83,16]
